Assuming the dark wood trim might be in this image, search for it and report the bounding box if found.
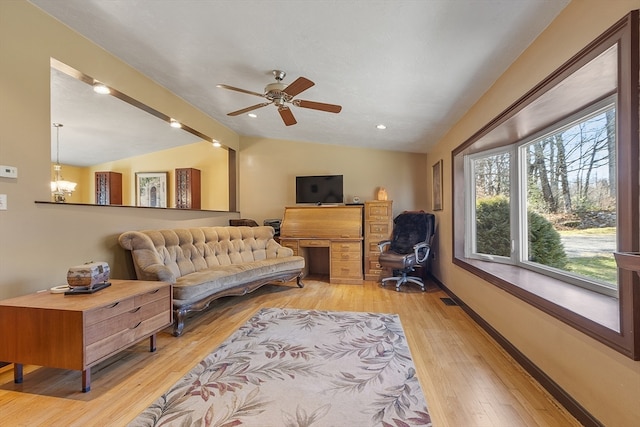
[429,274,604,427]
[451,10,640,359]
[228,148,238,212]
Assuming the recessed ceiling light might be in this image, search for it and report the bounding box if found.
[93,82,110,95]
[248,113,257,118]
[212,140,221,148]
[169,119,182,128]
[376,124,387,130]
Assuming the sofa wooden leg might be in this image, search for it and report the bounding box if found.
[296,275,304,288]
[173,309,186,337]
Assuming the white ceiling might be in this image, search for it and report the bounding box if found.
[31,0,570,166]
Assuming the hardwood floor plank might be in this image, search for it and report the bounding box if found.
[0,278,581,426]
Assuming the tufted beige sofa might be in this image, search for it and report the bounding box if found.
[118,226,304,336]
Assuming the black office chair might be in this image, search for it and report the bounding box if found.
[378,211,435,291]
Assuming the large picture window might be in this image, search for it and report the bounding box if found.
[452,12,639,359]
[466,101,617,296]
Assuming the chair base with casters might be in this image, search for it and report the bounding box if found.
[377,211,435,292]
[379,243,429,291]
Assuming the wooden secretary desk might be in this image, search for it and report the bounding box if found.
[280,205,363,284]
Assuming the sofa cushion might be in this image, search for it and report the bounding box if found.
[172,256,305,306]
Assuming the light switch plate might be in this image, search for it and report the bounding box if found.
[0,194,7,210]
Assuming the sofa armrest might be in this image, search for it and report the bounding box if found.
[267,238,295,257]
[118,231,177,283]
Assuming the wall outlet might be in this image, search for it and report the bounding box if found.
[0,194,7,210]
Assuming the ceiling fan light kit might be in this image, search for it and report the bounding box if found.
[218,70,342,126]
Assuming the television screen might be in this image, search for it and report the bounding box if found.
[296,175,344,204]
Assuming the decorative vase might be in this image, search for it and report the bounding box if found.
[376,187,388,201]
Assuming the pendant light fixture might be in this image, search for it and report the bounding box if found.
[50,123,77,203]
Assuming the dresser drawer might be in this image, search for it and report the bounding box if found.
[366,204,392,220]
[134,286,170,306]
[85,298,169,346]
[368,259,383,271]
[367,222,390,235]
[85,296,135,326]
[368,242,385,253]
[85,309,170,365]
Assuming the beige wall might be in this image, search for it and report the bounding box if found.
[0,2,240,296]
[238,136,428,223]
[429,1,640,426]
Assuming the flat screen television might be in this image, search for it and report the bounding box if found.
[296,175,344,204]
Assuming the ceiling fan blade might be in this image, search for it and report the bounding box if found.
[217,84,264,98]
[227,102,271,116]
[282,77,314,97]
[295,99,342,113]
[278,106,297,126]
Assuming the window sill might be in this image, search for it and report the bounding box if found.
[455,257,620,332]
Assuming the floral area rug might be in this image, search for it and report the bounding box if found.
[129,308,432,427]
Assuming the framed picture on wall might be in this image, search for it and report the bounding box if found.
[432,160,443,211]
[136,172,168,208]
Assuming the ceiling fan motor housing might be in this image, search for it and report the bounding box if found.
[265,82,288,100]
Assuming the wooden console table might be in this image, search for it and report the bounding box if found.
[0,279,172,392]
[280,205,363,284]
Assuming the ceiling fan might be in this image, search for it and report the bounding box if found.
[217,70,342,126]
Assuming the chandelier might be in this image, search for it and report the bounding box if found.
[50,123,77,203]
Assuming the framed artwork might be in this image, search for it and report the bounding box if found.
[432,160,443,211]
[136,172,168,208]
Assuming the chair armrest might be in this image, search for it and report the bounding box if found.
[378,240,391,253]
[413,242,431,263]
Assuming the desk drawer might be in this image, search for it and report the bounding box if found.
[331,241,361,253]
[279,239,299,255]
[331,251,362,262]
[331,260,362,279]
[300,239,331,247]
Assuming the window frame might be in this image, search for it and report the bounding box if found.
[452,11,640,359]
[465,98,618,297]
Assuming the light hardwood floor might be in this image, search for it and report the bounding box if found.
[0,278,581,426]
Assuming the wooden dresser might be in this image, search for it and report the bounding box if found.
[0,280,172,392]
[364,200,393,281]
[280,205,363,284]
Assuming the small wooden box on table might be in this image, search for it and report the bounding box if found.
[0,279,172,392]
